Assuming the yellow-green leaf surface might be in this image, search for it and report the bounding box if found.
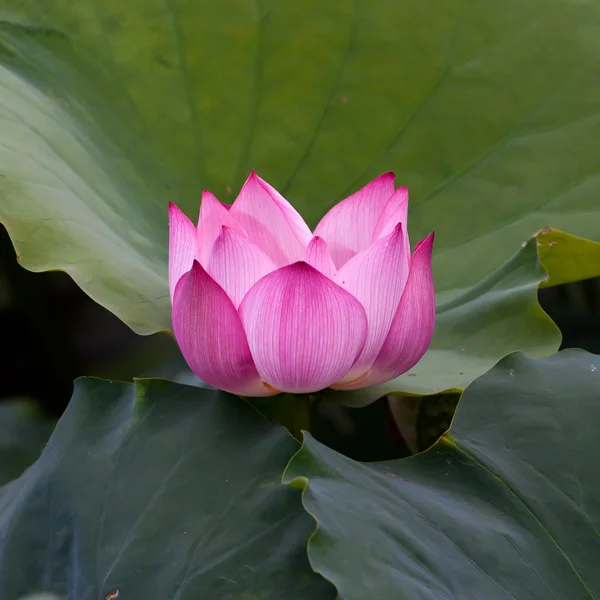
[535,227,600,288]
[1,0,600,387]
[285,350,600,599]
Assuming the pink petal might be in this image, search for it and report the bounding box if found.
[172,261,275,397]
[338,232,436,389]
[239,262,368,394]
[207,226,276,308]
[373,184,408,231]
[229,172,312,266]
[197,190,246,266]
[372,186,410,260]
[302,236,336,279]
[169,203,198,303]
[313,173,395,269]
[332,223,410,383]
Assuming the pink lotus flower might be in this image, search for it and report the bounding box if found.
[169,172,435,396]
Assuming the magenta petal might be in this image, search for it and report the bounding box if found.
[313,173,395,269]
[239,262,368,394]
[197,191,246,266]
[332,224,410,383]
[302,236,336,279]
[229,173,312,266]
[169,203,198,303]
[172,261,275,397]
[207,226,276,308]
[342,232,435,389]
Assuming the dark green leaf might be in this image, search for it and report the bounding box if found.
[0,379,333,600]
[285,350,600,599]
[0,399,54,485]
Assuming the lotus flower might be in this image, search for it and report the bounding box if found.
[169,172,434,396]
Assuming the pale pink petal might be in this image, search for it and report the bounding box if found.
[313,173,395,269]
[229,172,312,266]
[172,261,275,397]
[372,186,410,260]
[257,176,313,246]
[197,191,246,266]
[302,236,336,279]
[332,223,410,383]
[239,262,368,394]
[372,187,408,240]
[169,203,198,303]
[207,226,276,308]
[337,232,435,389]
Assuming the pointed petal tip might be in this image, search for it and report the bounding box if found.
[230,172,311,265]
[242,170,269,190]
[302,238,337,279]
[245,170,259,184]
[372,171,396,186]
[180,259,204,287]
[288,260,317,272]
[395,186,409,199]
[415,231,436,253]
[168,202,186,223]
[376,221,404,244]
[168,201,184,215]
[201,189,223,203]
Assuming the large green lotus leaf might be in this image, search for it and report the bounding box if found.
[2,0,600,335]
[0,379,334,600]
[284,349,600,599]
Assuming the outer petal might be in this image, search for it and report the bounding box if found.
[197,190,246,266]
[239,262,368,394]
[339,232,435,389]
[302,236,336,279]
[313,173,395,269]
[172,261,275,397]
[332,223,410,383]
[207,226,276,308]
[169,203,198,303]
[229,172,312,266]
